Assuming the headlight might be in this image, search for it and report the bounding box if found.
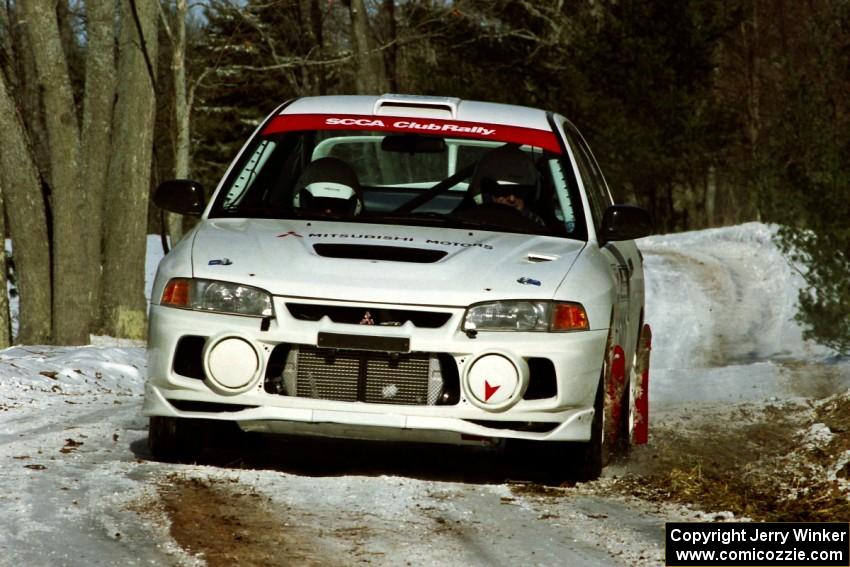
[161,278,273,317]
[463,301,588,332]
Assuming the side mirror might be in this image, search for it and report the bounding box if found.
[600,205,653,244]
[154,179,205,216]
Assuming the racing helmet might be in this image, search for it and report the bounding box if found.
[480,177,534,202]
[293,157,363,215]
[470,146,539,205]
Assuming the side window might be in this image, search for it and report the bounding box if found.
[564,126,611,232]
[580,138,613,207]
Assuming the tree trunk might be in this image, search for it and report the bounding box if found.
[100,0,158,340]
[297,0,320,95]
[704,166,717,227]
[80,0,116,333]
[167,0,190,245]
[4,3,52,202]
[382,0,398,91]
[0,190,10,348]
[0,73,52,344]
[348,0,388,94]
[22,0,90,345]
[310,0,326,95]
[0,5,13,81]
[743,0,762,222]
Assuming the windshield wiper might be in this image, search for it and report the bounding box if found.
[369,212,547,235]
[367,211,454,225]
[447,217,548,235]
[213,207,357,221]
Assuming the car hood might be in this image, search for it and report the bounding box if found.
[191,219,585,306]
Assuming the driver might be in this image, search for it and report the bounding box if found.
[481,177,545,225]
[293,157,363,215]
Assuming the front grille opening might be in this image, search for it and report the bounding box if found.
[173,335,207,380]
[168,400,258,413]
[464,420,560,433]
[436,353,460,405]
[313,243,448,263]
[286,303,452,328]
[523,358,557,400]
[264,343,292,394]
[264,345,460,406]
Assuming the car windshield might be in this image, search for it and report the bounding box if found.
[209,115,585,239]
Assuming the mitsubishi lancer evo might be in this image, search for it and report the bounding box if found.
[144,94,653,480]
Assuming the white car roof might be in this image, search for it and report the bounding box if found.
[281,94,554,132]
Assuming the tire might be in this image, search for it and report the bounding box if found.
[148,416,206,463]
[573,376,607,482]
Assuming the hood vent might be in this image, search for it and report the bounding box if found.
[313,244,447,263]
[527,252,559,263]
[374,94,459,119]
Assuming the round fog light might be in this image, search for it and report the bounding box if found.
[204,336,260,393]
[463,351,528,412]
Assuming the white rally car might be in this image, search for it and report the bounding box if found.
[144,94,652,479]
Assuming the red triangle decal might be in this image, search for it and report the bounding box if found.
[484,380,501,402]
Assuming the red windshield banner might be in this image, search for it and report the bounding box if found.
[262,113,562,154]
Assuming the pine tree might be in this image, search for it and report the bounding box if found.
[764,1,850,354]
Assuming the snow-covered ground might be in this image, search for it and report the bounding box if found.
[0,224,847,566]
[642,223,848,404]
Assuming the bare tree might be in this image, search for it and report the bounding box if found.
[100,0,159,339]
[80,0,116,331]
[161,0,190,245]
[2,2,51,177]
[345,0,388,93]
[292,0,328,95]
[0,71,52,344]
[0,188,9,347]
[21,0,90,345]
[380,0,398,91]
[2,0,165,343]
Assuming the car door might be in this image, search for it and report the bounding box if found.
[562,123,644,367]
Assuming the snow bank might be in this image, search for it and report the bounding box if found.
[640,223,849,404]
[0,343,145,410]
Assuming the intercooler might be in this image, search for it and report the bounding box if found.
[280,346,446,405]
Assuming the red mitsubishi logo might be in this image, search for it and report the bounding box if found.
[277,231,302,238]
[484,380,501,402]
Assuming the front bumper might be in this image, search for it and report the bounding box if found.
[143,298,607,444]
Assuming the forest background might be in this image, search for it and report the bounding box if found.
[0,0,847,353]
